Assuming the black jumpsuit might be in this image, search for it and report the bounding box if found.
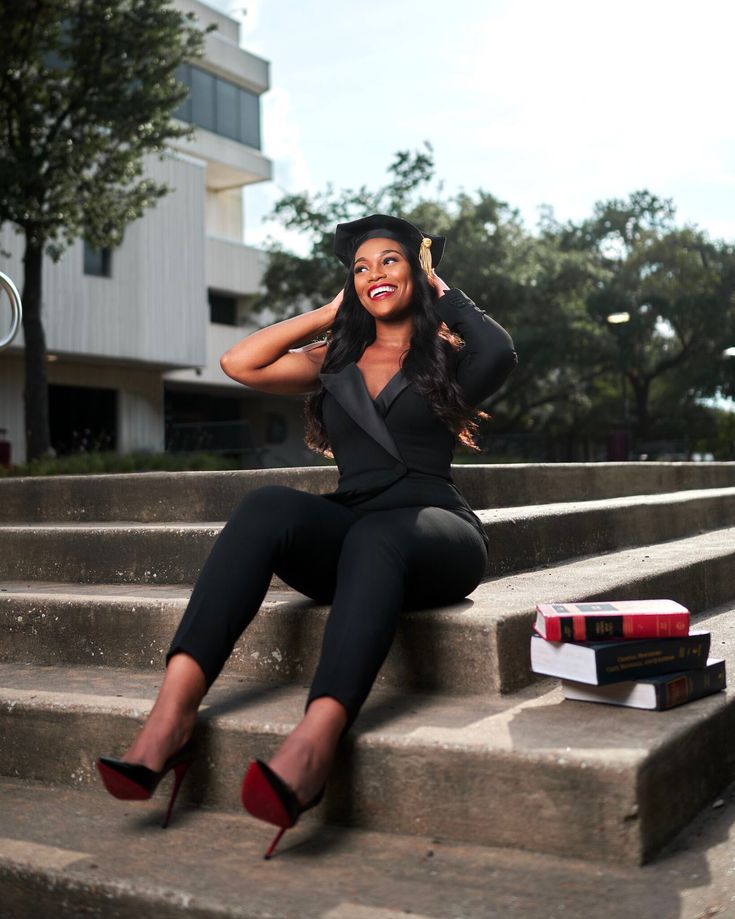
[168,289,517,730]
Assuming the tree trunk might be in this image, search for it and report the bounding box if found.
[629,374,650,443]
[21,235,51,460]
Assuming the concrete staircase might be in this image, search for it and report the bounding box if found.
[1,462,735,917]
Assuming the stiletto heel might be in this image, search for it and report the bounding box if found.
[241,759,325,859]
[161,759,191,829]
[96,739,195,828]
[265,826,287,860]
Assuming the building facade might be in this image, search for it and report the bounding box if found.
[0,0,312,467]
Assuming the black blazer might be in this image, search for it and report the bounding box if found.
[318,288,517,531]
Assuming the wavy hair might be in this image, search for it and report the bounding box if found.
[304,242,487,456]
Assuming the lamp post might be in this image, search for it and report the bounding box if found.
[607,312,631,459]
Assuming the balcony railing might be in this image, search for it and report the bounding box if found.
[166,420,267,467]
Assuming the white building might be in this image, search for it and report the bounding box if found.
[0,0,312,467]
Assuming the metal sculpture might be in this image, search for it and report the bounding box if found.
[0,271,22,351]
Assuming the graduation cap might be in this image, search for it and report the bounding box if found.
[334,214,446,278]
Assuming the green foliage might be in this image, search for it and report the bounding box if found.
[0,451,241,478]
[257,148,735,457]
[257,144,438,316]
[0,0,208,255]
[0,0,210,460]
[258,145,613,435]
[560,194,735,439]
[710,409,735,460]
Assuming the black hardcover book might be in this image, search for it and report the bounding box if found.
[562,658,726,709]
[530,630,711,685]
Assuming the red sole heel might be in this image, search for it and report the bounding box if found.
[95,739,195,829]
[96,761,152,801]
[161,761,191,829]
[241,761,292,826]
[241,760,325,859]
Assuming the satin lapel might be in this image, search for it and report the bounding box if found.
[375,370,410,415]
[319,363,403,461]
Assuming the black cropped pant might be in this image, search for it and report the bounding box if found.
[168,485,487,730]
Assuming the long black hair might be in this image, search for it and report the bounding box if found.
[305,242,486,456]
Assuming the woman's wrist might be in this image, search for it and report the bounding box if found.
[317,290,342,329]
[315,302,338,333]
[429,272,450,298]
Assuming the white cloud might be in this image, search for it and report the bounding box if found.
[243,86,315,252]
[208,0,735,245]
[262,87,314,194]
[443,0,735,222]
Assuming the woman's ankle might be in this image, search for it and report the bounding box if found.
[270,747,325,805]
[117,654,205,770]
[268,725,339,805]
[124,708,197,771]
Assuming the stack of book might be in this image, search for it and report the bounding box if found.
[530,599,726,710]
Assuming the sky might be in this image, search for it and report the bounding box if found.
[208,0,735,252]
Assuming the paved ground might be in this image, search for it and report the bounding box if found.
[1,771,734,919]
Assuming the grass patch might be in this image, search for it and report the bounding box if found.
[0,451,242,478]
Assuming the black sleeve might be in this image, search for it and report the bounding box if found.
[433,288,518,406]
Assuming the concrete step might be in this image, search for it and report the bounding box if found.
[2,462,735,523]
[3,488,735,586]
[2,527,735,696]
[1,599,734,865]
[1,774,733,919]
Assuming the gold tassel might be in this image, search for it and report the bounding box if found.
[419,236,434,278]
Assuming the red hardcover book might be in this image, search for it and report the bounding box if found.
[534,599,690,642]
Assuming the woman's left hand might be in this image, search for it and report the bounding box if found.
[428,271,450,298]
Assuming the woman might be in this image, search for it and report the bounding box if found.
[96,214,517,858]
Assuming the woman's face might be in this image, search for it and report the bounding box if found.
[352,236,414,319]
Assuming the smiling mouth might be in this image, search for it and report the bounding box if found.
[368,285,397,300]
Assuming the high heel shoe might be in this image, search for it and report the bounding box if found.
[96,739,195,829]
[241,759,325,859]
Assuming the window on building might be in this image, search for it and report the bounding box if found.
[190,66,216,133]
[175,64,261,150]
[209,291,238,326]
[83,242,112,278]
[174,64,193,122]
[216,79,240,141]
[238,89,261,149]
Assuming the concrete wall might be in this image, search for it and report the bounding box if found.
[175,0,270,93]
[0,151,208,370]
[0,0,278,464]
[173,127,271,189]
[205,189,244,241]
[0,356,24,464]
[206,236,265,294]
[0,354,165,464]
[165,321,249,388]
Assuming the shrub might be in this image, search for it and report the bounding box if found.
[0,451,241,478]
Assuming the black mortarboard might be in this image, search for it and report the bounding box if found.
[334,214,446,276]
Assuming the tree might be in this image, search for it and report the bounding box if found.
[0,0,207,459]
[258,147,611,455]
[259,157,735,459]
[563,193,735,442]
[258,145,437,318]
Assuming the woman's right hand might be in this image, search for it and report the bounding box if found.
[220,289,343,393]
[323,288,343,322]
